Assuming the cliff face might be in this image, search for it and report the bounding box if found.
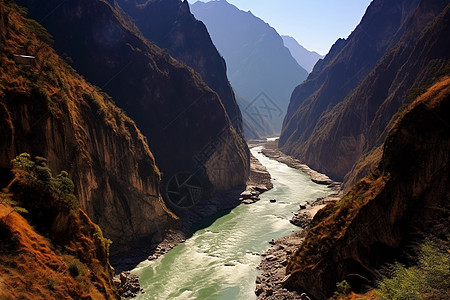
[115,0,244,136]
[285,74,450,299]
[191,0,308,137]
[17,0,250,198]
[0,0,176,254]
[280,0,423,181]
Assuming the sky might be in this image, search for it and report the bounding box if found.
[188,0,373,56]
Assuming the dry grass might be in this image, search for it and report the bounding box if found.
[0,204,116,299]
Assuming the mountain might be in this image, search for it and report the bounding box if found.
[281,35,323,73]
[0,0,179,254]
[280,0,429,183]
[113,0,243,136]
[0,2,140,298]
[282,1,450,298]
[190,0,308,137]
[286,74,450,299]
[17,0,250,205]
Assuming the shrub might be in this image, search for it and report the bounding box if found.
[47,278,56,291]
[10,153,79,209]
[376,241,450,300]
[68,262,80,277]
[11,153,34,172]
[329,280,352,300]
[34,165,52,187]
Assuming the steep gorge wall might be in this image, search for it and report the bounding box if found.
[292,0,450,186]
[17,0,250,197]
[280,0,422,181]
[115,0,244,136]
[285,75,450,299]
[0,1,176,254]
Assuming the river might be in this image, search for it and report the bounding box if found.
[132,146,330,300]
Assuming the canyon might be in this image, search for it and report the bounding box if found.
[191,0,308,138]
[1,0,449,299]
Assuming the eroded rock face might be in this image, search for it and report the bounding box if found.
[285,75,450,299]
[17,0,250,199]
[114,0,244,136]
[279,0,422,181]
[0,2,176,254]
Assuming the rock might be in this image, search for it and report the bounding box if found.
[266,255,277,261]
[266,288,273,296]
[299,204,307,209]
[255,286,264,296]
[300,293,311,300]
[290,213,311,228]
[240,190,254,199]
[115,271,143,299]
[119,272,127,284]
[242,199,255,205]
[270,199,276,203]
[254,185,269,193]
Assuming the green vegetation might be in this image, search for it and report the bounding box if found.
[407,62,450,101]
[0,192,28,218]
[24,19,53,45]
[329,280,352,300]
[11,153,79,209]
[376,241,450,300]
[93,224,112,256]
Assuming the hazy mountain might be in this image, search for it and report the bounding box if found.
[191,0,308,137]
[281,35,323,73]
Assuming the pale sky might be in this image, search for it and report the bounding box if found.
[189,0,373,55]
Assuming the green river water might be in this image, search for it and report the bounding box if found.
[132,146,330,300]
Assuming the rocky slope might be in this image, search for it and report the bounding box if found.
[0,155,119,299]
[285,74,450,299]
[18,0,250,200]
[0,0,176,254]
[281,35,323,73]
[191,0,308,136]
[280,0,424,182]
[114,0,243,136]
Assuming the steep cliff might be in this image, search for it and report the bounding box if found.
[0,0,176,254]
[0,155,119,299]
[114,0,243,136]
[17,0,250,199]
[285,75,450,299]
[280,0,422,181]
[191,0,308,136]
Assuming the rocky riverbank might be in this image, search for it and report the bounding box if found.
[255,139,342,299]
[261,140,336,185]
[256,193,341,300]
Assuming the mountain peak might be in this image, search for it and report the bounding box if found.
[281,35,323,73]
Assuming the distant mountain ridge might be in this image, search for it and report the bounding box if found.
[281,35,323,73]
[191,0,308,138]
